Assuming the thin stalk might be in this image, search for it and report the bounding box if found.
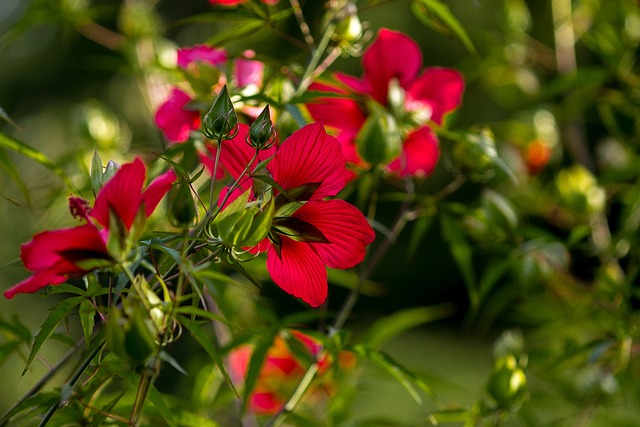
[0,339,85,426]
[289,0,315,51]
[38,341,106,427]
[129,369,153,426]
[292,20,337,98]
[208,138,224,213]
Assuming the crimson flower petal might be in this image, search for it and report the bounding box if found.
[407,67,464,125]
[266,238,328,307]
[142,169,177,217]
[91,158,146,230]
[293,200,375,269]
[5,223,111,299]
[363,28,423,105]
[154,88,200,143]
[334,72,368,93]
[268,123,345,200]
[387,126,439,177]
[306,82,366,135]
[4,269,68,300]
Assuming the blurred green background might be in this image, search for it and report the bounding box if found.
[2,0,640,425]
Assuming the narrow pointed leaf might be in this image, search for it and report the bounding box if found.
[23,296,85,375]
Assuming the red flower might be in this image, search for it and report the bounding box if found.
[228,330,347,415]
[5,158,175,299]
[306,28,464,177]
[154,88,201,143]
[91,157,177,231]
[218,123,375,307]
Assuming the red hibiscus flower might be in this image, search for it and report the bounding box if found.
[4,158,176,299]
[228,330,350,415]
[217,123,375,307]
[154,88,201,143]
[306,28,464,177]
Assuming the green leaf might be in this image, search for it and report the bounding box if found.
[353,346,435,406]
[440,213,478,311]
[23,296,85,375]
[79,300,96,350]
[411,0,476,54]
[362,304,457,349]
[406,215,435,262]
[0,132,72,189]
[241,334,275,413]
[179,316,236,396]
[0,148,30,206]
[147,384,178,427]
[90,151,103,193]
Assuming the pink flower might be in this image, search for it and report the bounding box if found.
[154,88,201,143]
[5,158,176,299]
[177,45,227,69]
[306,28,464,177]
[218,123,375,307]
[234,50,264,88]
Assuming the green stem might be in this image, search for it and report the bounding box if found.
[37,341,106,427]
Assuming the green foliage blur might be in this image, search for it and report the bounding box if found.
[1,0,640,426]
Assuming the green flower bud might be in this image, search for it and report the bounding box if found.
[355,102,402,166]
[248,105,276,149]
[201,85,239,140]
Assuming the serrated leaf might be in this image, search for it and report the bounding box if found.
[411,0,476,54]
[440,213,478,311]
[23,296,85,374]
[79,300,96,350]
[362,303,456,349]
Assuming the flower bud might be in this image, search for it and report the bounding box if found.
[334,3,364,44]
[201,85,239,140]
[247,105,276,149]
[168,178,197,226]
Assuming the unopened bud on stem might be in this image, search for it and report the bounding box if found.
[201,85,239,140]
[248,105,276,149]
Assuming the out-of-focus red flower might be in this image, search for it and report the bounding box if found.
[4,158,175,299]
[177,44,227,69]
[524,139,551,174]
[228,330,353,415]
[154,88,201,143]
[307,28,464,178]
[217,123,375,307]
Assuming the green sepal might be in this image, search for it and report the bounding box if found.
[272,217,330,244]
[355,102,402,166]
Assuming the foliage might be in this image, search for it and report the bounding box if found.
[0,0,639,426]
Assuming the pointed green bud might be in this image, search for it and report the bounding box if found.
[248,105,276,149]
[201,85,239,140]
[355,103,402,166]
